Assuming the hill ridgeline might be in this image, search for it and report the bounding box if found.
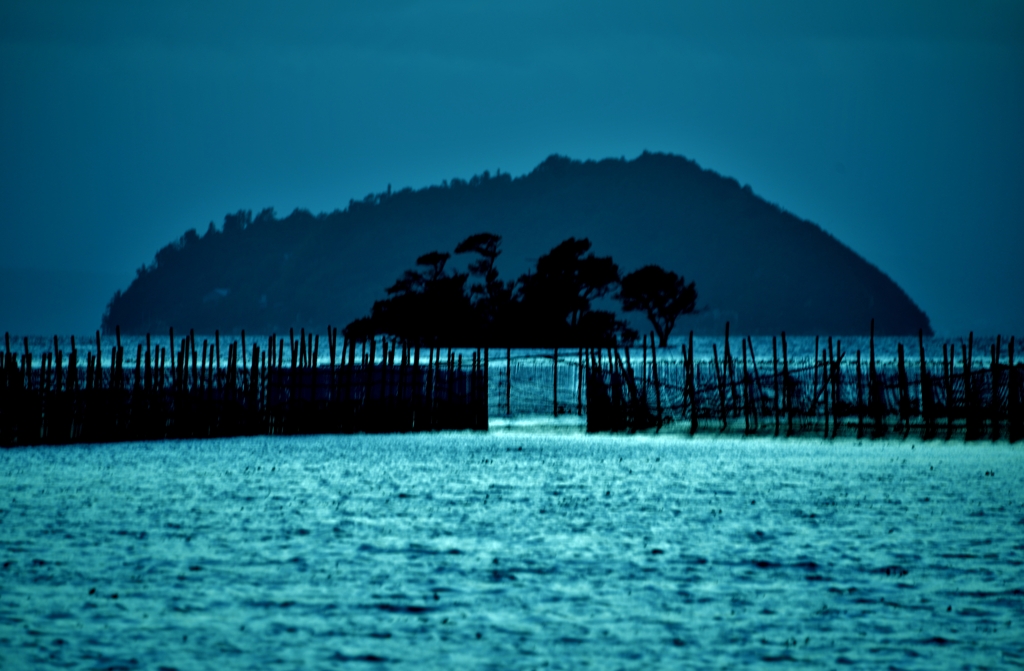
[103,152,932,338]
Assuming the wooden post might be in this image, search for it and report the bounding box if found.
[21,337,30,391]
[143,334,151,391]
[215,330,221,389]
[368,338,377,402]
[174,339,182,391]
[398,342,408,406]
[965,332,978,439]
[188,330,196,393]
[447,349,455,403]
[943,343,953,438]
[917,330,932,437]
[991,336,1002,440]
[163,328,172,390]
[506,347,512,416]
[1009,337,1020,442]
[201,340,209,392]
[577,348,583,416]
[810,336,820,417]
[829,338,839,437]
[688,331,698,435]
[724,322,738,416]
[641,335,648,401]
[94,330,103,390]
[782,332,792,436]
[327,328,336,402]
[333,328,340,401]
[347,338,356,402]
[772,336,780,436]
[311,334,320,401]
[822,347,830,439]
[382,340,391,403]
[52,336,62,393]
[869,319,885,437]
[651,336,662,430]
[67,337,76,392]
[747,336,761,432]
[742,339,751,434]
[251,343,260,405]
[115,326,122,389]
[553,347,559,417]
[713,343,727,431]
[897,342,909,435]
[85,353,93,392]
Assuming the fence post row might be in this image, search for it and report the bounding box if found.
[2,324,1022,445]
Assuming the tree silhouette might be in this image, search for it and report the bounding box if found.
[348,250,476,344]
[617,265,697,346]
[516,237,618,346]
[518,238,618,324]
[386,251,452,295]
[344,235,634,346]
[454,233,516,325]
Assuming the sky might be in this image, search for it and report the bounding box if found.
[1,0,1022,337]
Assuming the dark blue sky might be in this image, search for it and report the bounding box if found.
[1,1,1022,336]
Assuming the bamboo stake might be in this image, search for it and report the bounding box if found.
[215,330,221,389]
[724,322,738,416]
[553,347,559,417]
[651,335,662,430]
[201,340,209,392]
[897,342,909,435]
[991,336,1001,440]
[965,332,978,439]
[772,336,779,437]
[92,331,102,390]
[145,334,152,391]
[747,336,761,432]
[811,336,820,417]
[742,339,751,434]
[577,348,583,416]
[688,331,698,435]
[822,347,830,439]
[53,336,62,393]
[1009,337,1019,442]
[506,347,511,416]
[713,343,727,431]
[869,319,884,437]
[829,339,839,437]
[782,332,792,436]
[641,335,648,401]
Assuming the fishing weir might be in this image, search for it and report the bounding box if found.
[585,322,1022,441]
[0,328,488,446]
[1,321,1022,446]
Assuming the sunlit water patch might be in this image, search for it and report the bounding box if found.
[1,434,1022,669]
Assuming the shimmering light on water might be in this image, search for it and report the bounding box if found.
[1,434,1022,668]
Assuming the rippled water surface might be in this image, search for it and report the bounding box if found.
[1,433,1022,669]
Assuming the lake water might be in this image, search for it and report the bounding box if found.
[1,433,1022,669]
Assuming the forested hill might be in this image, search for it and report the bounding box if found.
[103,151,932,337]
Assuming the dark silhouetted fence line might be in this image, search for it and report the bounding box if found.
[584,321,1022,441]
[3,321,1021,446]
[1,327,487,446]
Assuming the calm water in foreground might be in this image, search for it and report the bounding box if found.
[1,433,1022,669]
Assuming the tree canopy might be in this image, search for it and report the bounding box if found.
[343,234,659,347]
[618,265,698,346]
